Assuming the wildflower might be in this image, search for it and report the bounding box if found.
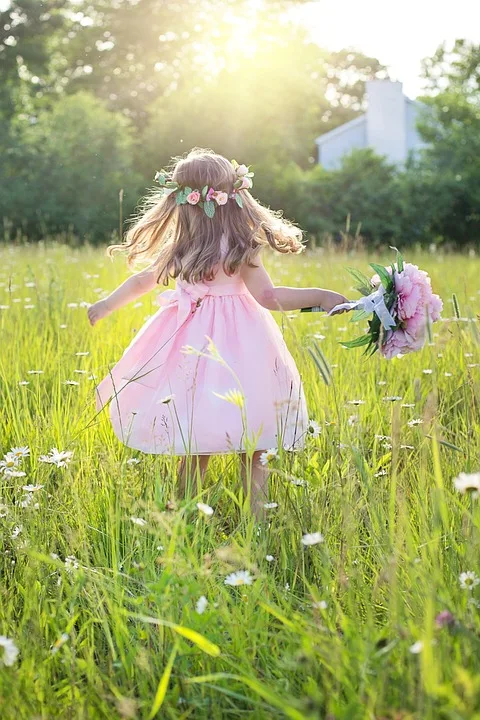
[301,532,324,546]
[197,502,214,516]
[11,525,22,539]
[263,502,278,509]
[75,352,89,356]
[74,369,87,375]
[0,503,8,517]
[377,380,387,386]
[266,555,274,562]
[290,477,306,487]
[19,493,33,508]
[158,394,175,405]
[50,633,69,655]
[402,403,415,408]
[39,448,74,467]
[224,570,253,587]
[435,610,455,628]
[459,571,480,590]
[126,458,140,465]
[130,517,147,526]
[409,641,423,654]
[445,372,453,377]
[0,637,19,667]
[422,369,433,375]
[453,472,480,497]
[27,370,44,374]
[3,469,26,478]
[63,380,80,386]
[22,484,44,492]
[0,452,19,472]
[408,419,423,427]
[348,414,359,426]
[195,596,208,614]
[313,600,328,610]
[10,446,30,459]
[64,555,79,572]
[400,445,415,450]
[347,399,365,406]
[383,396,403,402]
[213,389,244,408]
[18,381,30,386]
[374,469,388,477]
[259,448,279,465]
[306,419,322,438]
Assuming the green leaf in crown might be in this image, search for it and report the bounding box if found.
[204,200,215,218]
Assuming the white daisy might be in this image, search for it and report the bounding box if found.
[50,633,69,655]
[0,503,8,517]
[301,532,324,546]
[11,525,22,539]
[65,555,79,572]
[409,641,423,654]
[126,458,140,465]
[27,370,44,374]
[159,394,175,405]
[312,600,328,610]
[266,555,274,562]
[383,396,403,403]
[75,352,89,356]
[63,380,80,386]
[347,399,366,406]
[459,571,480,590]
[130,516,147,526]
[259,448,279,465]
[196,502,214,516]
[263,502,278,509]
[39,448,74,467]
[423,369,433,375]
[306,419,322,438]
[408,419,423,427]
[374,469,388,477]
[0,452,19,471]
[10,446,30,459]
[402,403,415,408]
[195,596,208,614]
[224,570,253,587]
[0,636,19,667]
[453,472,480,497]
[3,469,26,478]
[18,381,30,386]
[22,484,44,493]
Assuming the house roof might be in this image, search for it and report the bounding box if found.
[315,114,366,146]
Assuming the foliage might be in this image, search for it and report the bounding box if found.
[1,244,480,718]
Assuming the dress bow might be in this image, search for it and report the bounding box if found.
[156,278,210,327]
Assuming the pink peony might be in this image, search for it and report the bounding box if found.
[213,191,228,206]
[236,164,249,177]
[240,176,253,190]
[186,190,201,205]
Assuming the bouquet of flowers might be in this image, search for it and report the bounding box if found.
[329,249,443,359]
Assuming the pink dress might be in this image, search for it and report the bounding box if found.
[95,264,308,455]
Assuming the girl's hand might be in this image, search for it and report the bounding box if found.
[319,290,350,314]
[87,299,112,326]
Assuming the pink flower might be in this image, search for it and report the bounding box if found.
[240,176,253,190]
[206,187,215,202]
[213,191,228,206]
[236,164,249,177]
[186,191,200,205]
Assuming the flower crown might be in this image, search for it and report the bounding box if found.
[154,159,254,218]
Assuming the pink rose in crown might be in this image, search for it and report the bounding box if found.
[236,164,249,177]
[186,190,201,205]
[240,176,253,190]
[213,191,228,206]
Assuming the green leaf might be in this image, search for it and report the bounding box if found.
[231,159,239,169]
[155,172,166,186]
[201,185,208,199]
[204,200,215,218]
[125,612,221,657]
[351,308,371,322]
[370,263,393,291]
[184,186,192,195]
[346,267,373,296]
[165,181,178,189]
[175,190,186,205]
[148,643,178,719]
[390,245,404,272]
[233,178,243,189]
[341,334,372,349]
[235,193,243,208]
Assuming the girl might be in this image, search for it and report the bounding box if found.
[88,148,347,518]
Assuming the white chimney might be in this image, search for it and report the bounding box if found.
[366,80,407,165]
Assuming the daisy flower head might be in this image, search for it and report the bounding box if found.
[301,532,324,547]
[0,452,20,472]
[453,472,480,497]
[0,636,19,667]
[196,502,214,516]
[224,570,254,587]
[195,596,208,614]
[263,502,278,510]
[409,641,423,654]
[22,484,44,493]
[459,571,480,591]
[130,516,147,526]
[39,448,74,467]
[306,419,322,438]
[259,448,279,465]
[10,446,30,459]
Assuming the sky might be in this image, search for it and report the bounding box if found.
[296,0,480,98]
[1,0,479,99]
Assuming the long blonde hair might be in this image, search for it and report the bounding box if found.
[107,148,304,285]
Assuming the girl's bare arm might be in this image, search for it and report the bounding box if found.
[87,265,159,326]
[240,257,348,312]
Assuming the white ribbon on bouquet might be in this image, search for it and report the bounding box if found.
[328,284,397,331]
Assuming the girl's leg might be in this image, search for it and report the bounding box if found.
[241,450,270,521]
[177,455,210,498]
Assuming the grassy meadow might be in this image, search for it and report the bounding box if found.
[1,242,480,719]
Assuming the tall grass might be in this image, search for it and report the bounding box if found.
[0,242,479,719]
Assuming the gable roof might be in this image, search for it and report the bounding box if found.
[315,114,366,146]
